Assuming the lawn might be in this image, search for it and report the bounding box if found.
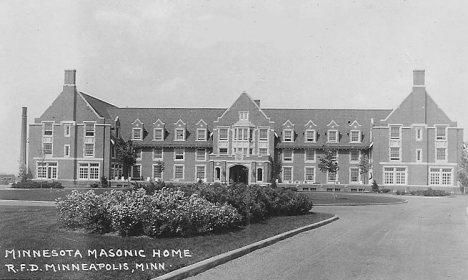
[0,206,333,280]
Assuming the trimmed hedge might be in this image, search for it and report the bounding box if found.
[11,181,63,189]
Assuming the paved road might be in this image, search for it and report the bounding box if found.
[187,195,468,280]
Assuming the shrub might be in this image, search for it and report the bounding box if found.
[11,181,63,189]
[90,183,99,188]
[100,176,108,188]
[409,188,448,197]
[371,181,380,192]
[380,188,391,193]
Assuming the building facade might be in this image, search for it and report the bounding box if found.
[26,70,464,191]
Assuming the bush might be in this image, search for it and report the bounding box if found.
[380,188,391,193]
[409,188,448,197]
[90,183,99,188]
[371,181,379,193]
[12,181,63,189]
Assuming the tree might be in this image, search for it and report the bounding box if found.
[18,160,28,183]
[458,147,468,194]
[269,156,282,183]
[154,160,165,181]
[358,153,372,184]
[318,148,339,197]
[114,139,137,179]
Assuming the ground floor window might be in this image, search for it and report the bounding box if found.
[174,165,184,179]
[37,162,57,179]
[430,168,452,186]
[132,165,141,179]
[383,167,406,185]
[214,167,221,180]
[305,167,315,182]
[196,166,206,180]
[327,171,337,183]
[283,167,292,182]
[111,163,122,179]
[79,162,99,180]
[153,164,163,179]
[257,168,263,182]
[350,168,360,183]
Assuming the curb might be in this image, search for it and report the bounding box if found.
[0,200,56,207]
[314,200,408,206]
[152,215,339,280]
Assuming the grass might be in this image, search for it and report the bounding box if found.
[0,188,115,201]
[0,206,333,280]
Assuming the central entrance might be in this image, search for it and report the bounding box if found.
[229,165,249,184]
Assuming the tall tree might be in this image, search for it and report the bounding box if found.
[318,148,339,180]
[359,153,372,183]
[457,147,468,194]
[115,139,137,178]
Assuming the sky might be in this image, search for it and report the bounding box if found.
[0,0,467,174]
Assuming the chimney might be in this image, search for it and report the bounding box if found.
[64,69,76,86]
[413,70,425,87]
[20,107,27,166]
[254,99,261,107]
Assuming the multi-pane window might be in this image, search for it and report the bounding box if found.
[132,128,142,140]
[328,171,337,182]
[383,167,406,185]
[328,130,338,143]
[390,125,401,139]
[132,165,141,179]
[436,126,447,140]
[85,144,94,157]
[416,127,423,141]
[174,165,184,179]
[111,163,123,179]
[43,143,53,155]
[153,128,164,141]
[219,148,228,155]
[219,128,228,140]
[78,163,99,180]
[37,162,57,179]
[259,128,268,141]
[305,150,315,162]
[283,150,293,162]
[430,168,452,185]
[43,123,53,136]
[196,166,206,180]
[85,123,95,137]
[239,111,249,120]
[350,130,360,142]
[197,128,207,141]
[283,167,292,181]
[175,148,184,160]
[390,147,400,161]
[283,130,293,142]
[416,149,422,162]
[350,150,360,162]
[331,150,338,161]
[64,124,71,137]
[175,128,185,141]
[436,148,446,161]
[153,164,163,179]
[196,149,206,161]
[350,168,360,182]
[305,130,316,142]
[305,167,315,182]
[153,148,163,160]
[259,148,268,156]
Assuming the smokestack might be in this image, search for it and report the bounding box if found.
[20,107,27,166]
[254,99,261,107]
[64,69,76,86]
[413,70,425,88]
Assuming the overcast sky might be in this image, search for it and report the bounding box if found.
[1,0,467,174]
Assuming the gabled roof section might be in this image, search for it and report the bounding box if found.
[327,120,339,128]
[196,119,207,127]
[305,120,317,128]
[80,92,116,120]
[349,120,362,127]
[282,120,295,128]
[215,91,273,125]
[131,119,144,126]
[153,119,165,127]
[174,119,186,126]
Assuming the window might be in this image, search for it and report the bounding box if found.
[85,144,94,157]
[283,130,293,142]
[330,150,338,161]
[257,168,263,182]
[259,128,268,141]
[327,171,337,182]
[390,125,401,139]
[64,145,70,157]
[43,143,53,155]
[132,165,141,179]
[135,148,142,160]
[64,124,71,137]
[305,167,315,182]
[153,164,163,179]
[328,130,338,143]
[219,148,228,155]
[111,145,116,158]
[132,128,142,140]
[416,149,422,162]
[214,167,221,181]
[37,162,57,179]
[43,123,53,136]
[175,148,184,160]
[239,111,249,120]
[430,168,452,186]
[350,150,360,162]
[390,147,400,161]
[78,163,99,180]
[153,148,163,160]
[283,150,293,162]
[234,128,249,141]
[259,148,268,156]
[197,128,207,141]
[174,165,184,179]
[153,128,164,141]
[436,148,446,161]
[111,164,123,179]
[415,127,423,141]
[350,168,360,183]
[305,150,315,162]
[85,123,95,137]
[383,167,406,185]
[436,126,447,140]
[305,130,316,142]
[196,166,206,180]
[283,167,292,181]
[196,149,206,161]
[350,130,361,142]
[219,128,228,140]
[175,128,185,141]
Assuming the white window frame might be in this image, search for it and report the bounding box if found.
[429,167,453,186]
[436,147,447,162]
[195,165,206,181]
[196,148,206,161]
[283,129,294,142]
[415,127,423,141]
[153,148,163,160]
[350,150,360,163]
[331,150,338,162]
[327,130,338,143]
[132,128,142,140]
[84,122,95,137]
[304,149,315,162]
[37,161,58,179]
[219,128,229,141]
[435,125,448,140]
[258,148,269,156]
[43,122,54,136]
[350,168,360,183]
[196,128,207,141]
[390,147,401,161]
[219,148,228,155]
[132,164,141,180]
[153,128,164,141]
[152,163,164,180]
[135,148,142,160]
[383,166,407,185]
[327,170,338,183]
[239,111,249,121]
[305,129,316,143]
[282,166,293,182]
[78,162,99,180]
[64,124,71,137]
[259,128,269,141]
[64,145,70,158]
[174,164,185,180]
[416,149,422,163]
[390,125,402,140]
[256,167,264,182]
[174,128,185,141]
[304,167,315,182]
[350,130,361,143]
[43,143,53,156]
[174,148,185,161]
[84,143,94,157]
[283,150,293,162]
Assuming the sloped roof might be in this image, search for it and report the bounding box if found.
[80,92,117,120]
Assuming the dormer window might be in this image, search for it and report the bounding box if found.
[153,128,164,141]
[132,128,142,140]
[328,130,338,143]
[350,130,361,143]
[197,128,207,141]
[239,111,249,121]
[175,128,185,141]
[283,129,293,142]
[305,129,316,142]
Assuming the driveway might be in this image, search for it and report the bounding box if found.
[187,195,468,280]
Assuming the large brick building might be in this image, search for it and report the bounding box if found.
[26,70,464,191]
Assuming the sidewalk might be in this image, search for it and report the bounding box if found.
[0,199,56,207]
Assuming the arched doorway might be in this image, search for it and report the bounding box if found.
[229,165,249,184]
